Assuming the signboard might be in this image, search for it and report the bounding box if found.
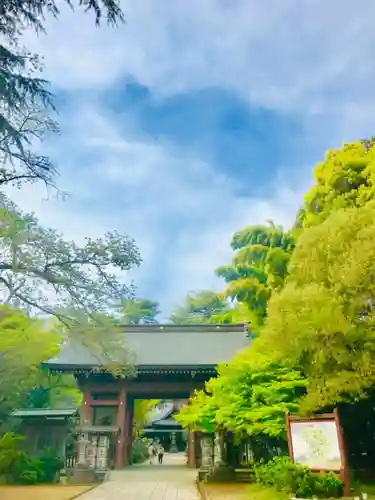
[289,420,341,470]
[285,410,349,495]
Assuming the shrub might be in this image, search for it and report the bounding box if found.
[38,448,64,482]
[10,448,63,485]
[254,456,343,498]
[131,437,149,464]
[0,433,24,475]
[11,454,45,484]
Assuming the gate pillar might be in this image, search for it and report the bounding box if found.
[115,386,128,468]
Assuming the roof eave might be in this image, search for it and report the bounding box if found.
[41,362,218,371]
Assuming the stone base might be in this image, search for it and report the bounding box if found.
[200,465,234,483]
[71,468,96,484]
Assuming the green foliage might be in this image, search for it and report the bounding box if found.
[170,290,229,324]
[216,222,294,326]
[176,349,306,437]
[133,399,161,436]
[0,433,24,474]
[37,448,64,482]
[12,456,44,485]
[25,374,82,410]
[297,140,375,228]
[9,447,63,484]
[175,387,218,433]
[260,202,375,410]
[175,140,375,475]
[131,437,150,464]
[0,0,124,188]
[0,305,60,421]
[206,302,255,326]
[254,456,342,498]
[121,298,160,324]
[0,194,141,320]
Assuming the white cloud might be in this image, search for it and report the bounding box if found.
[10,0,375,316]
[24,0,375,124]
[5,103,304,317]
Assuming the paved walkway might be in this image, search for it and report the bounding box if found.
[77,454,200,500]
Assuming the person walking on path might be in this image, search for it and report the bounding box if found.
[148,443,156,465]
[158,444,165,464]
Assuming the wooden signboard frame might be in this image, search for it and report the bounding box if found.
[285,409,350,496]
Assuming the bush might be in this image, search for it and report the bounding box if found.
[11,454,45,484]
[254,456,343,498]
[38,448,64,482]
[11,448,63,485]
[131,437,149,464]
[0,433,24,475]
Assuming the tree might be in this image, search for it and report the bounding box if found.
[0,194,141,321]
[121,298,160,325]
[205,302,256,326]
[176,347,306,439]
[0,0,124,188]
[260,201,375,411]
[133,399,161,437]
[297,140,375,229]
[170,290,229,324]
[0,304,59,422]
[216,222,295,327]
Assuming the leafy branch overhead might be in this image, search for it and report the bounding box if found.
[0,0,125,188]
[0,194,141,320]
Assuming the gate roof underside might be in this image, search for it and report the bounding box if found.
[42,323,251,373]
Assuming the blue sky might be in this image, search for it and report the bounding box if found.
[9,0,375,318]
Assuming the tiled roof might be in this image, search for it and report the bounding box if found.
[10,408,78,418]
[43,323,251,370]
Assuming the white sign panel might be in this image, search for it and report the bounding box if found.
[290,420,342,470]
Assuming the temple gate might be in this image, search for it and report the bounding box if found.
[43,323,251,469]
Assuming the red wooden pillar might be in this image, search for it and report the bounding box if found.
[187,430,197,468]
[81,390,91,424]
[115,386,126,468]
[124,397,134,466]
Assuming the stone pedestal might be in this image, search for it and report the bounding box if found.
[200,435,214,470]
[96,435,109,470]
[210,432,233,482]
[71,467,96,484]
[77,432,89,467]
[214,433,226,467]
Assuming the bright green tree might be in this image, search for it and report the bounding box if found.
[260,201,375,411]
[0,304,59,422]
[206,302,256,326]
[122,299,160,324]
[133,400,161,437]
[297,139,375,228]
[170,290,229,324]
[176,347,306,438]
[216,222,294,327]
